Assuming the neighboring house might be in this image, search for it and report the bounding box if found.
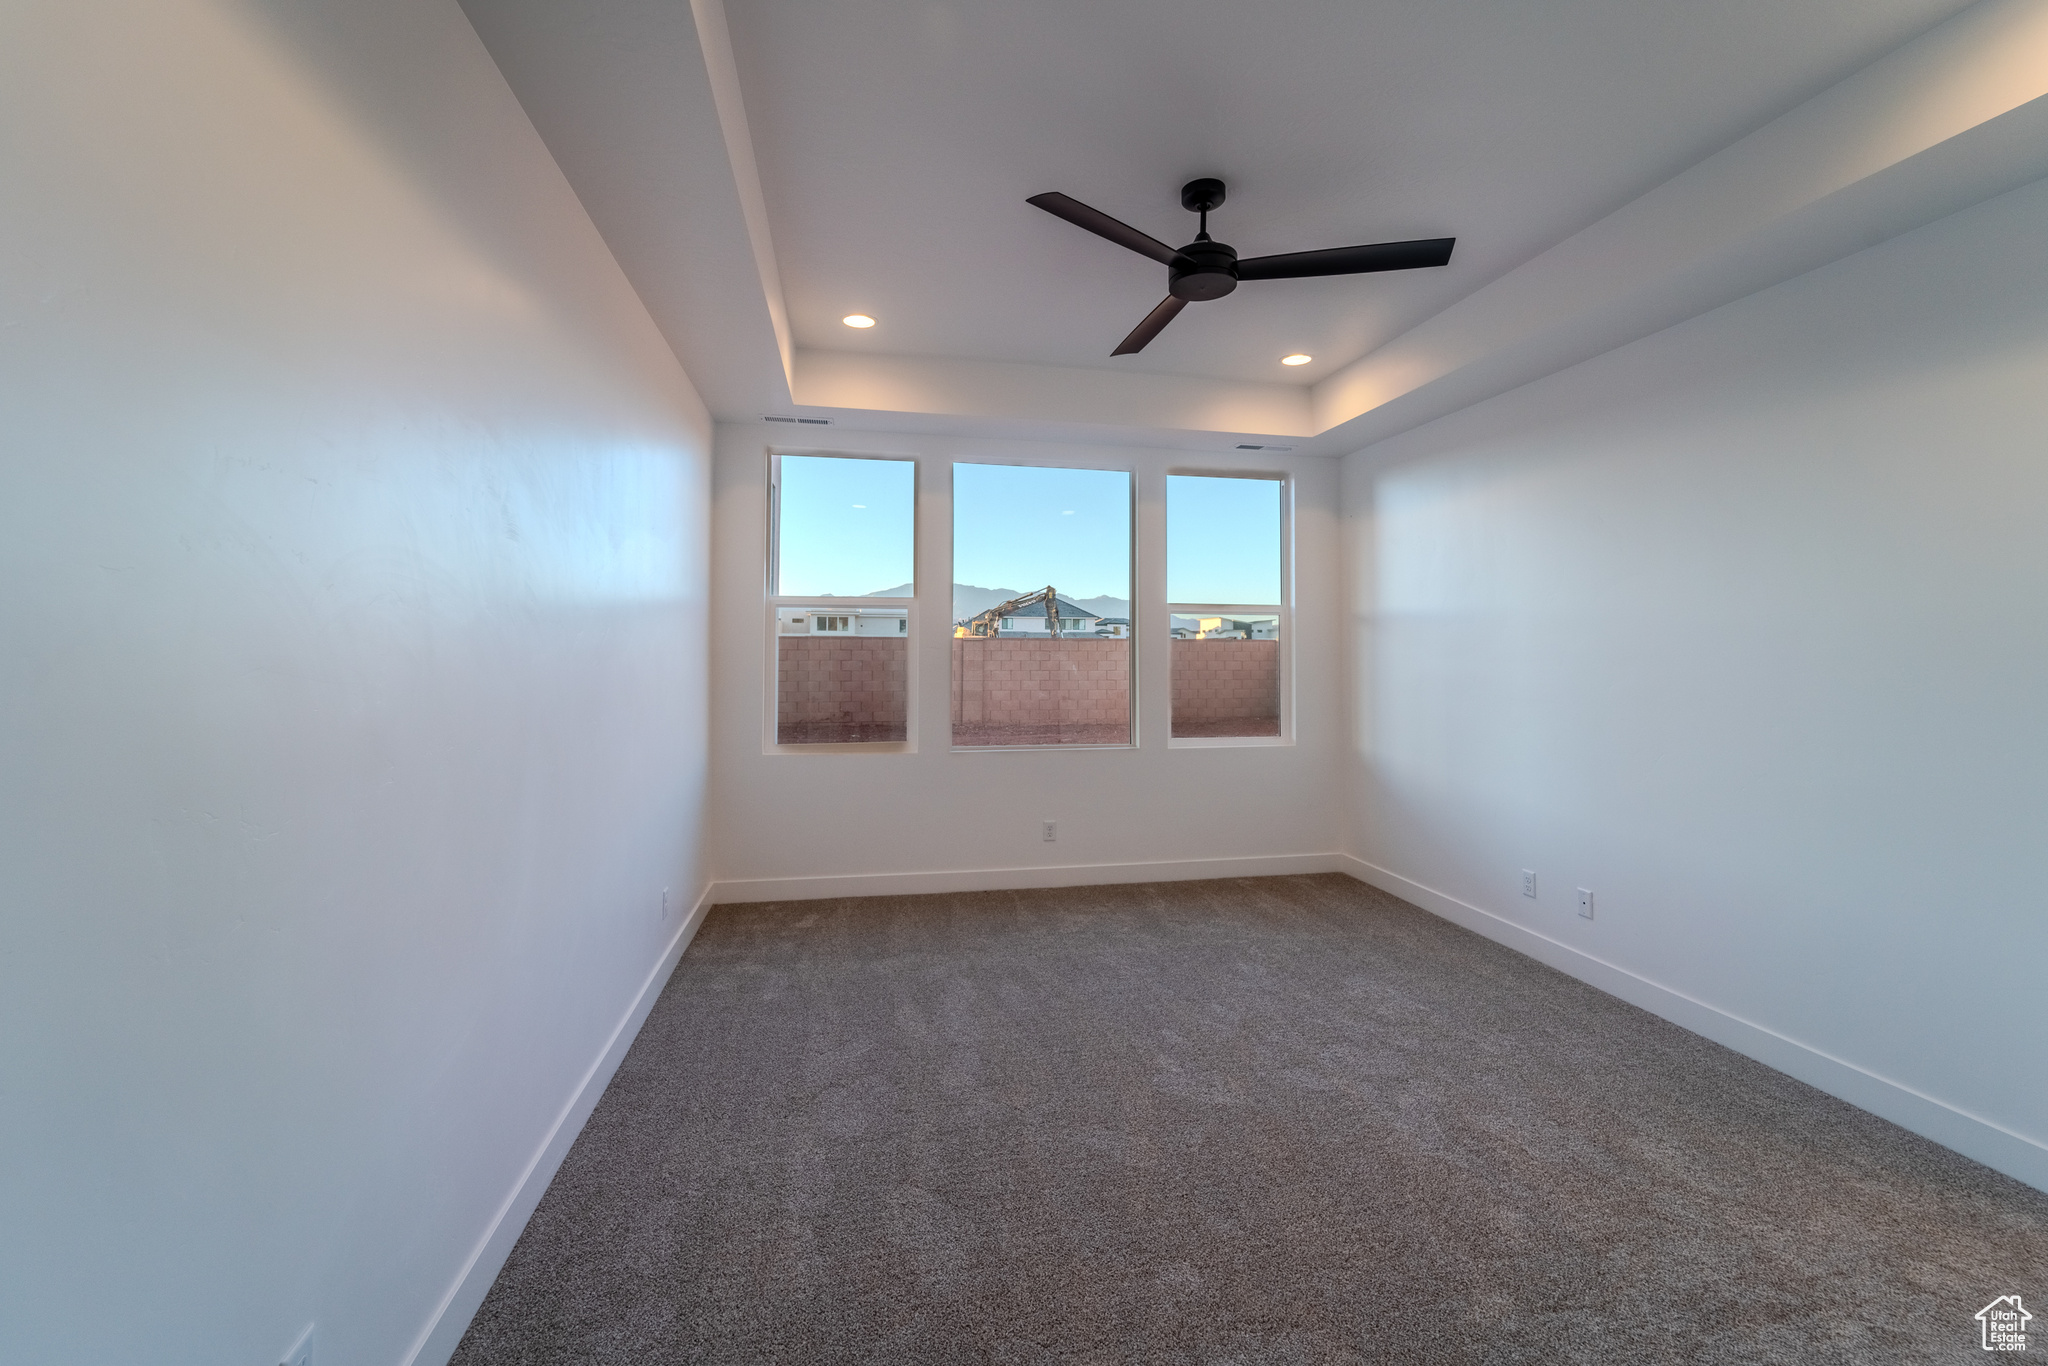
[1170,615,1278,640]
[1094,617,1130,638]
[961,590,1102,637]
[778,608,909,636]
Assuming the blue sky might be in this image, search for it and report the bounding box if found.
[776,456,1281,604]
[1167,474,1282,605]
[953,463,1129,600]
[775,455,915,596]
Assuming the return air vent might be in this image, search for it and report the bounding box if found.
[1233,443,1294,452]
[765,415,832,425]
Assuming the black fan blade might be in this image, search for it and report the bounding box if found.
[1028,192,1184,267]
[1235,236,1455,281]
[1111,296,1187,355]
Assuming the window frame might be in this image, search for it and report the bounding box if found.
[949,457,1138,752]
[764,448,920,754]
[1164,469,1293,749]
[757,449,1293,756]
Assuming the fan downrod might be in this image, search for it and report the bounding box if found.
[1171,178,1236,301]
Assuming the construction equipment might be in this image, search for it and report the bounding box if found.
[966,585,1067,637]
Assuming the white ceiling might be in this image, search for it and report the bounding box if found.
[462,0,2048,447]
[725,0,1973,385]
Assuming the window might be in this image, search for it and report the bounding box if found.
[1167,474,1285,740]
[770,454,914,745]
[952,463,1132,747]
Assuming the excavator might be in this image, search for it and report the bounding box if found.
[970,585,1068,637]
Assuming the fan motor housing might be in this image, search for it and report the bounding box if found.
[1170,239,1239,300]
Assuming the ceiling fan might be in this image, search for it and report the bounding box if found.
[1027,178,1455,355]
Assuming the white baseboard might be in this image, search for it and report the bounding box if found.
[711,851,1352,904]
[1333,855,2048,1195]
[402,883,717,1366]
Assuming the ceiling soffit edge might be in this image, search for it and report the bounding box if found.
[1313,0,2048,456]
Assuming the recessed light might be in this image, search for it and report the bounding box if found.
[1281,353,1312,366]
[843,314,876,328]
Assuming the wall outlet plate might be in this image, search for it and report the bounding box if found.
[1042,820,1057,842]
[1577,888,1595,920]
[1521,869,1537,898]
[280,1323,315,1366]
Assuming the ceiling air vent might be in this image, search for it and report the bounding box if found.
[1234,443,1294,452]
[765,415,831,425]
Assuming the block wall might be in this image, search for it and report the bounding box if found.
[774,637,1278,741]
[777,636,908,742]
[950,638,1130,726]
[1171,640,1281,722]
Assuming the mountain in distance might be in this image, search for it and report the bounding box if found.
[864,584,1132,623]
[1069,595,1132,621]
[946,584,1020,620]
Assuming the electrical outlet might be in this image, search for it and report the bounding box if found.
[1042,820,1057,842]
[1577,888,1595,920]
[280,1323,314,1366]
[661,886,671,921]
[1521,869,1537,898]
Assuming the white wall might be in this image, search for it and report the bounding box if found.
[1342,173,2048,1191]
[710,429,1346,896]
[0,3,713,1363]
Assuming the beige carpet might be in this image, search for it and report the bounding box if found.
[451,873,2047,1364]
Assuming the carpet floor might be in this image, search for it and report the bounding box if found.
[450,874,2047,1364]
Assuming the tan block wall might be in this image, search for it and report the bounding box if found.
[777,636,908,726]
[951,638,1130,725]
[1171,639,1280,722]
[777,637,1274,733]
